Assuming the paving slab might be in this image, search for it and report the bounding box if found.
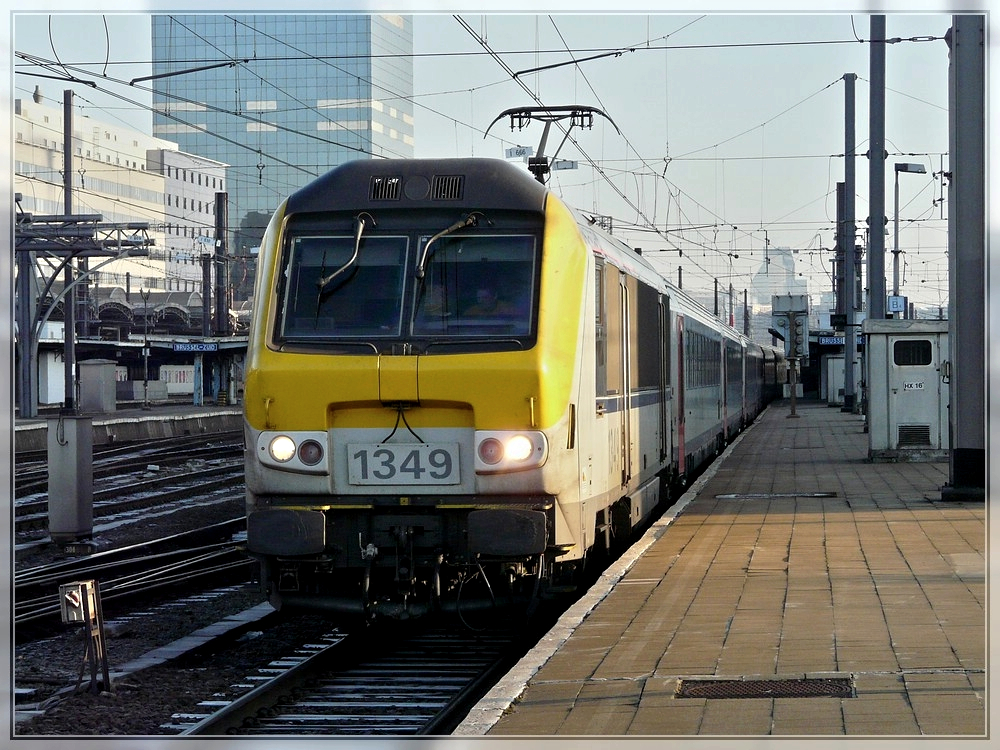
[456,401,987,740]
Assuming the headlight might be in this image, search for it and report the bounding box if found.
[258,431,329,474]
[474,431,548,473]
[268,435,296,462]
[477,437,505,465]
[505,434,534,462]
[297,439,324,466]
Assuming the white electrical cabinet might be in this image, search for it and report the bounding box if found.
[821,354,862,407]
[863,319,949,461]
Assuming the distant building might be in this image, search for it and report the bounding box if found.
[14,94,232,334]
[146,149,228,295]
[746,247,810,345]
[15,93,240,403]
[150,14,415,292]
[749,247,809,307]
[15,94,171,291]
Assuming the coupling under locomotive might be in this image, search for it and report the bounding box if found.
[243,157,781,621]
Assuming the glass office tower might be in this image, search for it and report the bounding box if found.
[151,14,413,294]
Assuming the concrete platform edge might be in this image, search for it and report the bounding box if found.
[453,418,758,736]
[14,407,243,452]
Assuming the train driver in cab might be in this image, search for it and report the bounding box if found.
[464,283,517,317]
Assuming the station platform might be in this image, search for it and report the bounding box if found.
[457,400,987,740]
[13,403,243,452]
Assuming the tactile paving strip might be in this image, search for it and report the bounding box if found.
[676,678,854,699]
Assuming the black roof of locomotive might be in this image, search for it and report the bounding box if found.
[285,157,549,215]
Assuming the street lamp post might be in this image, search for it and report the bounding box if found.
[893,162,927,317]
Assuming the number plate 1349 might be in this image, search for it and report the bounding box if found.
[347,443,460,485]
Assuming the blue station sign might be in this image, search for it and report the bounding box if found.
[173,342,219,352]
[819,335,863,346]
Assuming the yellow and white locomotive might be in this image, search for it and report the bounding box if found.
[243,157,783,619]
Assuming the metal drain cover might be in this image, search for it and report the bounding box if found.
[714,492,838,500]
[677,678,854,700]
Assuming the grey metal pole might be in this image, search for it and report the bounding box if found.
[868,16,887,321]
[743,289,749,337]
[214,192,229,336]
[842,74,857,413]
[16,243,37,418]
[893,168,901,302]
[63,90,76,413]
[202,253,211,336]
[140,288,150,409]
[943,15,985,500]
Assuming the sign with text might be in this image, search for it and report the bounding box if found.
[505,145,534,159]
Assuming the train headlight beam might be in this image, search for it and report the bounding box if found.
[475,431,548,473]
[268,435,296,463]
[506,434,534,462]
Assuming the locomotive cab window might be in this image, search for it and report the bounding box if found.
[893,339,933,366]
[278,234,408,340]
[411,234,537,339]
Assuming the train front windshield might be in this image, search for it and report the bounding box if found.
[276,231,538,350]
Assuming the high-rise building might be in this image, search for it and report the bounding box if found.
[151,14,414,294]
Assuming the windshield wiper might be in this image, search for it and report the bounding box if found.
[415,211,487,279]
[316,212,375,296]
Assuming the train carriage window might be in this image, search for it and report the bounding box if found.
[279,235,408,339]
[727,342,742,385]
[604,265,623,395]
[636,281,660,389]
[595,262,607,395]
[411,234,537,338]
[712,336,721,386]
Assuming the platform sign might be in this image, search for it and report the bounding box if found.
[173,342,219,352]
[887,295,908,313]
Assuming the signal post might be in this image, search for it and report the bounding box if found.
[772,294,809,418]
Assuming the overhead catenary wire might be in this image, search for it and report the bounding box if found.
[15,15,948,306]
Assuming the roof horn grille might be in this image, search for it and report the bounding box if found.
[369,176,402,201]
[431,175,464,200]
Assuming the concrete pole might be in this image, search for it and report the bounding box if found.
[868,16,887,321]
[943,15,985,500]
[893,169,901,301]
[214,192,229,336]
[63,90,76,413]
[16,242,37,418]
[842,74,857,414]
[743,289,749,337]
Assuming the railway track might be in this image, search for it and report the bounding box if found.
[14,519,252,639]
[15,432,244,497]
[171,623,524,736]
[14,465,244,535]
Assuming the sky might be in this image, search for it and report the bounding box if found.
[6,4,991,316]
